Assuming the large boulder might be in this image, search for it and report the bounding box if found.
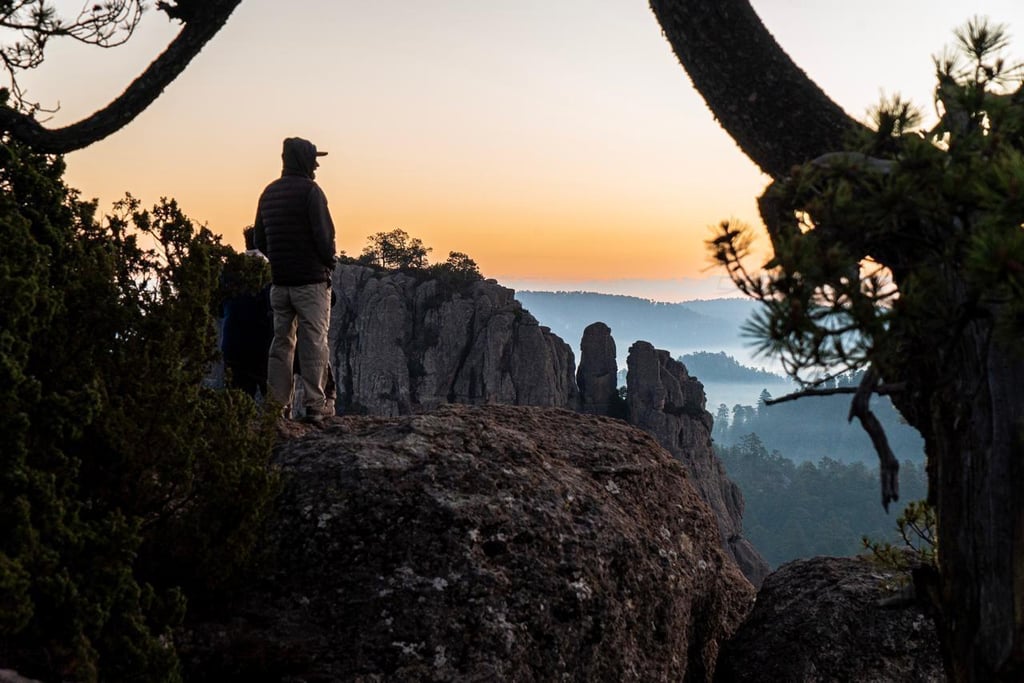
[180,405,754,682]
[715,556,943,682]
[626,341,770,587]
[331,265,578,416]
[0,671,41,683]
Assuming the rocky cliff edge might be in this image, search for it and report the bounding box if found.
[180,405,755,682]
[331,266,578,416]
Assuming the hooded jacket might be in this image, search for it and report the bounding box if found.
[254,137,337,286]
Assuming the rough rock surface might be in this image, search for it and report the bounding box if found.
[715,556,943,682]
[331,265,578,416]
[327,265,765,586]
[576,322,618,415]
[180,405,754,682]
[0,671,41,683]
[626,341,770,587]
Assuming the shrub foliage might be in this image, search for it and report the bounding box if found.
[0,140,278,681]
[708,18,1024,384]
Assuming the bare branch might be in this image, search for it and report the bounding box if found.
[0,1,145,111]
[764,381,905,406]
[762,370,903,509]
[0,0,243,153]
[848,366,900,511]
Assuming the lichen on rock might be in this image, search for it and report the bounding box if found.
[180,404,754,682]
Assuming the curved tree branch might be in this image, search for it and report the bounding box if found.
[848,366,900,511]
[655,2,903,507]
[649,0,869,179]
[764,381,905,406]
[0,0,243,154]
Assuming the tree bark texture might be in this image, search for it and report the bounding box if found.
[922,330,1024,682]
[649,1,1024,680]
[0,0,243,154]
[648,0,864,180]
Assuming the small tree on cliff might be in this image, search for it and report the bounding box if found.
[359,228,432,270]
[650,2,1023,679]
[429,250,483,284]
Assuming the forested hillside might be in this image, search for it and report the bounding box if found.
[711,371,926,465]
[678,351,787,384]
[717,435,928,569]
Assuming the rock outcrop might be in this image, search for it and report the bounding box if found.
[180,405,755,682]
[576,322,619,416]
[626,341,770,587]
[0,671,41,683]
[331,265,578,416]
[166,268,940,678]
[715,556,943,682]
[328,266,767,586]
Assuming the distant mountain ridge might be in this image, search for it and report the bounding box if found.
[678,351,787,384]
[512,291,925,466]
[514,290,760,362]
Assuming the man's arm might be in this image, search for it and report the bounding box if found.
[307,185,337,268]
[253,202,268,255]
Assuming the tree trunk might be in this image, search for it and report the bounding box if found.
[648,1,1024,679]
[922,332,1024,681]
[648,0,864,178]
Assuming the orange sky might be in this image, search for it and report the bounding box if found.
[21,1,1024,300]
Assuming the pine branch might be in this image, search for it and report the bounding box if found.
[764,381,905,405]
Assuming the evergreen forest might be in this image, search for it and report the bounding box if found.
[709,369,925,465]
[677,350,787,384]
[716,434,928,569]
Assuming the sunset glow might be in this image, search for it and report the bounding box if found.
[24,0,1024,299]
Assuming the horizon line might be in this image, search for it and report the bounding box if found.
[499,274,745,304]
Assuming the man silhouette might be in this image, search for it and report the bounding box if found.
[220,227,273,399]
[254,137,337,422]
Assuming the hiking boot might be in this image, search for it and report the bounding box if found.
[302,404,334,424]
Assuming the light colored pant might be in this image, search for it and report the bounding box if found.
[267,282,333,414]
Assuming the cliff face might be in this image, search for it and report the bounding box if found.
[625,341,770,587]
[331,265,578,416]
[576,321,619,416]
[182,269,935,679]
[328,265,768,586]
[181,405,755,682]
